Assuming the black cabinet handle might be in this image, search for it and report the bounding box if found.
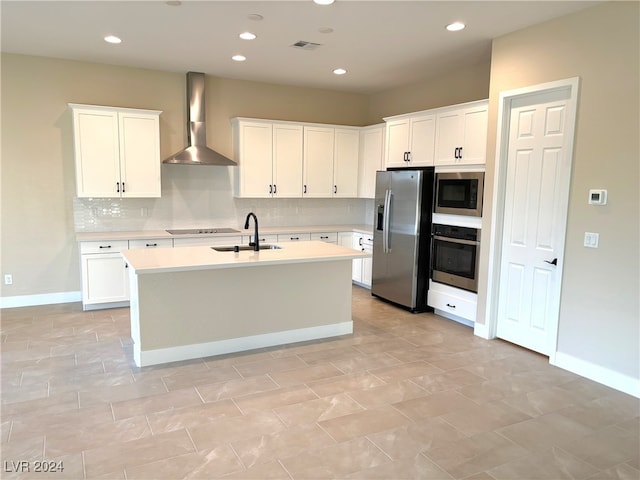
[269,184,272,194]
[358,237,363,246]
[334,185,337,194]
[321,236,329,239]
[459,147,463,159]
[122,182,125,193]
[303,185,307,194]
[446,303,456,309]
[99,245,112,249]
[146,243,158,247]
[291,236,299,240]
[274,184,277,194]
[116,182,120,193]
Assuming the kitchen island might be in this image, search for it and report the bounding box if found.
[121,241,369,367]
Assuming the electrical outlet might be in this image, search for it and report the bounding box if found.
[4,274,13,285]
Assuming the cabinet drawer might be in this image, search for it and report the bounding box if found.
[427,288,477,322]
[80,240,129,254]
[242,234,278,245]
[277,233,311,242]
[173,236,243,247]
[129,238,173,249]
[311,232,337,243]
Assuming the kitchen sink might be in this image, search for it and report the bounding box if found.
[212,244,282,252]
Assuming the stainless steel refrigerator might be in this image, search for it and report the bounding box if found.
[372,168,434,312]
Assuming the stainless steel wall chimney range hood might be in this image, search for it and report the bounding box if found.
[163,72,236,166]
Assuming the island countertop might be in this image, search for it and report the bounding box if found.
[121,240,370,275]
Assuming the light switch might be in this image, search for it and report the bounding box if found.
[584,232,599,248]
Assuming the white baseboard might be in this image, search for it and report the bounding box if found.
[135,321,354,367]
[473,321,492,339]
[0,291,81,309]
[553,351,640,399]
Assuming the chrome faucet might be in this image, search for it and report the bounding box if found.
[244,212,260,252]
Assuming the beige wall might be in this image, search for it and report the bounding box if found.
[477,2,639,378]
[0,54,369,298]
[367,61,491,123]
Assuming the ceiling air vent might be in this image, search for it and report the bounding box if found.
[290,40,322,51]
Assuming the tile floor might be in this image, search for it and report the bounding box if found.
[1,286,638,479]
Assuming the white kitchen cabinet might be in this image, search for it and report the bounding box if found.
[311,232,338,243]
[232,119,303,198]
[173,236,243,247]
[70,104,161,198]
[434,100,488,165]
[384,113,436,168]
[303,126,359,198]
[128,238,173,249]
[277,233,311,242]
[427,280,477,324]
[358,124,385,199]
[352,233,373,288]
[80,240,130,310]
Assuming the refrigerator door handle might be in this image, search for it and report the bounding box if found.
[383,189,392,253]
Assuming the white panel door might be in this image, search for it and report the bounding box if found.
[303,126,334,197]
[385,119,410,168]
[273,123,303,198]
[497,89,572,355]
[333,128,359,197]
[119,112,161,197]
[408,114,436,166]
[238,122,273,197]
[73,109,120,197]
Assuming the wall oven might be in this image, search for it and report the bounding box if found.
[431,224,480,292]
[434,172,484,217]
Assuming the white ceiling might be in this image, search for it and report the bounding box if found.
[1,0,600,94]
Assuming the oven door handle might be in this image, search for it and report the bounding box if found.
[433,235,480,246]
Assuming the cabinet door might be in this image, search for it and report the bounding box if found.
[273,123,303,198]
[237,122,273,197]
[408,114,436,166]
[435,110,464,165]
[303,126,334,197]
[73,109,120,198]
[385,119,410,168]
[460,105,488,165]
[359,126,384,199]
[351,235,364,283]
[333,128,359,197]
[81,253,129,306]
[119,112,161,198]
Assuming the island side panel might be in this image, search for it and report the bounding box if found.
[130,259,353,366]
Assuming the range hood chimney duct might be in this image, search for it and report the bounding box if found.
[163,72,236,166]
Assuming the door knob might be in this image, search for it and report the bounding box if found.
[544,258,558,266]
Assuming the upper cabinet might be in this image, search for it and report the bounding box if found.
[358,124,385,199]
[232,119,303,198]
[303,126,359,198]
[385,113,436,168]
[434,100,488,166]
[70,104,161,198]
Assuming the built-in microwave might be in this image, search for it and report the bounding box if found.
[434,172,484,217]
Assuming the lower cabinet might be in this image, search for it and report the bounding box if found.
[80,240,130,310]
[339,232,373,288]
[427,280,478,324]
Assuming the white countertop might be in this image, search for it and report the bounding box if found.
[121,240,371,274]
[76,224,373,242]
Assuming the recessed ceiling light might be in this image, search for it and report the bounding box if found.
[333,68,347,75]
[318,27,334,34]
[165,1,181,6]
[247,13,263,21]
[313,0,335,5]
[239,32,257,40]
[446,22,465,32]
[232,55,247,62]
[104,35,122,44]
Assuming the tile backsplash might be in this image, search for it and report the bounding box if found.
[74,166,374,232]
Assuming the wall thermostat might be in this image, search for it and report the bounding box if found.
[588,189,607,205]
